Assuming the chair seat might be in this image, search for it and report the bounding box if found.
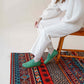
[79,27,84,31]
[54,27,84,64]
[70,27,84,36]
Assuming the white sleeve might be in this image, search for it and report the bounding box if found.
[39,1,62,20]
[63,0,83,24]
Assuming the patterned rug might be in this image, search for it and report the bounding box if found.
[58,51,84,84]
[10,51,84,84]
[10,53,54,84]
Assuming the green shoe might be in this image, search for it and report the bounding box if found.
[22,59,41,68]
[44,49,58,64]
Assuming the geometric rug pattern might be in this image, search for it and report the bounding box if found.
[59,51,84,84]
[10,51,84,84]
[10,53,54,84]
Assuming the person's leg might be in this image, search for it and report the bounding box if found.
[47,39,54,55]
[29,29,57,64]
[41,22,81,64]
[22,21,81,67]
[44,41,58,64]
[22,29,52,68]
[28,32,41,56]
[29,25,49,57]
[33,29,52,62]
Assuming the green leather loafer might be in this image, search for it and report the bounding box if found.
[44,49,58,64]
[22,59,41,68]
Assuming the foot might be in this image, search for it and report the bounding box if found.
[44,49,58,64]
[22,59,41,68]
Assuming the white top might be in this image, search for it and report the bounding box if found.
[40,0,84,27]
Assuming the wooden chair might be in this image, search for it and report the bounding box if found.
[54,27,84,64]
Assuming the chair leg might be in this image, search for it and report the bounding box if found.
[55,36,65,64]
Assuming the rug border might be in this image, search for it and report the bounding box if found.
[10,53,12,84]
[10,53,72,84]
[10,53,54,84]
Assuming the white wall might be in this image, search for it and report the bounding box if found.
[0,0,51,52]
[1,0,83,51]
[2,0,50,27]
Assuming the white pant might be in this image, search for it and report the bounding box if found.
[29,17,81,62]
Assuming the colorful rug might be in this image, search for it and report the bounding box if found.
[59,51,84,84]
[10,51,84,84]
[10,53,54,84]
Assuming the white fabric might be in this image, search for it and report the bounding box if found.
[29,29,53,62]
[40,1,62,19]
[40,0,84,27]
[38,17,81,38]
[29,0,84,62]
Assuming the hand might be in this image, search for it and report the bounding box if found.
[34,17,42,28]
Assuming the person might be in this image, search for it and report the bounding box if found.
[22,0,84,68]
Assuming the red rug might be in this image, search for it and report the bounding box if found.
[10,53,54,84]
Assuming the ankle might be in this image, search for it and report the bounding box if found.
[48,49,54,55]
[34,58,41,62]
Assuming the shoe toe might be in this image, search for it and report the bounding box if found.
[22,63,27,67]
[44,60,48,64]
